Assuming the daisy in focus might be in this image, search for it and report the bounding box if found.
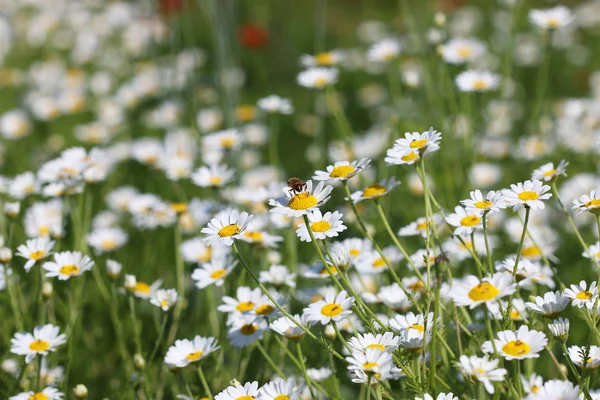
[503,180,552,211]
[450,273,516,309]
[445,205,483,237]
[531,160,568,182]
[269,180,333,218]
[461,189,505,214]
[43,251,94,280]
[10,324,67,363]
[303,290,355,325]
[349,177,401,202]
[16,236,55,272]
[457,355,507,394]
[572,190,600,214]
[313,158,370,182]
[201,209,253,247]
[296,209,347,242]
[482,325,547,360]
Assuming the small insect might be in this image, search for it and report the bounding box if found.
[287,177,306,196]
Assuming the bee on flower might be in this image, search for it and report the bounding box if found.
[269,180,333,218]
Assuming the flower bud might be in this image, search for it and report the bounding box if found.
[42,282,53,298]
[134,354,145,370]
[107,259,122,280]
[434,12,446,26]
[124,274,136,290]
[73,384,88,399]
[0,247,12,263]
[324,324,336,339]
[4,202,20,218]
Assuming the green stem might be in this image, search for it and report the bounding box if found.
[296,341,317,399]
[512,207,531,278]
[482,211,493,273]
[149,313,169,364]
[257,341,287,378]
[197,365,213,399]
[332,321,352,353]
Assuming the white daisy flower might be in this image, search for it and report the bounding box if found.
[503,180,552,211]
[457,355,507,394]
[450,273,516,309]
[349,177,401,202]
[529,380,579,400]
[455,70,501,92]
[387,127,442,157]
[124,275,163,299]
[214,381,259,400]
[269,180,333,218]
[445,205,484,237]
[9,171,38,200]
[201,209,253,247]
[529,6,574,30]
[296,67,338,89]
[296,209,347,242]
[572,190,600,214]
[86,227,128,253]
[460,189,506,214]
[191,257,238,289]
[525,291,569,317]
[568,345,600,369]
[16,237,55,272]
[440,37,486,64]
[306,367,332,382]
[521,373,544,396]
[300,50,345,67]
[191,163,235,188]
[0,109,30,140]
[398,214,443,238]
[388,312,437,341]
[203,129,243,152]
[482,325,547,360]
[313,158,371,182]
[164,335,219,368]
[348,332,400,354]
[256,95,293,115]
[367,38,401,63]
[303,290,355,325]
[548,317,569,341]
[218,286,263,316]
[346,348,393,374]
[583,242,600,263]
[564,280,598,308]
[379,283,412,312]
[227,314,268,348]
[43,251,94,280]
[354,247,403,274]
[259,264,296,288]
[270,314,312,341]
[10,387,64,400]
[257,378,303,400]
[150,288,178,311]
[416,393,458,400]
[531,160,568,182]
[10,324,67,363]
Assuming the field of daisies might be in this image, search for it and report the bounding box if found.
[4,0,600,399]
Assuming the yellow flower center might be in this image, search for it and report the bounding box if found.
[502,340,531,357]
[472,80,488,90]
[29,393,49,400]
[160,299,170,307]
[39,226,50,236]
[329,165,355,178]
[101,239,118,250]
[209,176,223,186]
[372,258,386,268]
[236,301,255,312]
[547,18,559,28]
[416,222,427,230]
[320,265,338,275]
[521,246,541,258]
[243,231,263,241]
[362,184,387,198]
[220,138,235,148]
[255,304,275,315]
[543,169,556,177]
[321,303,343,317]
[171,203,188,213]
[29,339,50,352]
[135,282,151,294]
[236,105,256,122]
[410,139,428,148]
[218,224,241,237]
[518,191,539,201]
[288,193,318,210]
[30,250,45,260]
[401,152,419,162]
[510,310,521,320]
[532,386,540,394]
[585,199,600,208]
[315,52,334,65]
[468,282,500,302]
[457,46,473,58]
[366,344,386,352]
[460,215,481,227]
[314,77,329,87]
[274,396,290,400]
[59,265,80,276]
[311,221,331,233]
[362,361,379,370]
[186,351,204,361]
[349,249,360,257]
[408,324,425,333]
[576,291,594,300]
[474,200,492,209]
[240,324,258,336]
[409,281,425,291]
[210,269,227,279]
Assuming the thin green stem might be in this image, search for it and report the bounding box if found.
[482,211,493,273]
[296,341,317,399]
[197,365,213,399]
[149,313,169,364]
[512,207,531,278]
[332,321,352,353]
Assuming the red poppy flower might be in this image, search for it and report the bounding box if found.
[238,23,269,49]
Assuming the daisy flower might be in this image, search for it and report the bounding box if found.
[191,163,235,188]
[530,380,580,400]
[86,227,128,253]
[416,393,458,400]
[521,373,544,396]
[450,273,516,309]
[227,314,268,348]
[164,336,219,368]
[398,215,442,238]
[270,314,311,341]
[531,160,568,182]
[296,209,347,242]
[482,325,547,360]
[379,283,412,312]
[269,180,333,218]
[10,324,67,363]
[457,355,507,394]
[583,242,600,263]
[525,291,569,317]
[355,247,403,274]
[43,251,94,280]
[256,95,293,115]
[564,280,598,308]
[440,37,486,64]
[10,387,64,400]
[124,275,163,299]
[306,367,332,382]
[346,348,394,375]
[455,70,501,92]
[572,190,600,214]
[218,286,263,316]
[16,237,55,272]
[303,290,355,325]
[388,312,437,339]
[548,317,569,341]
[296,67,338,89]
[460,189,506,214]
[529,6,574,30]
[313,158,370,182]
[203,129,243,152]
[259,265,296,288]
[257,378,303,400]
[301,50,345,67]
[150,288,178,311]
[347,332,400,354]
[214,381,259,400]
[385,147,421,165]
[568,345,600,369]
[349,177,401,202]
[388,127,442,157]
[445,205,483,237]
[201,209,253,247]
[192,257,238,289]
[367,38,401,63]
[503,180,552,211]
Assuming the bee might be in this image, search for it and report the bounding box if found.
[287,177,306,196]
